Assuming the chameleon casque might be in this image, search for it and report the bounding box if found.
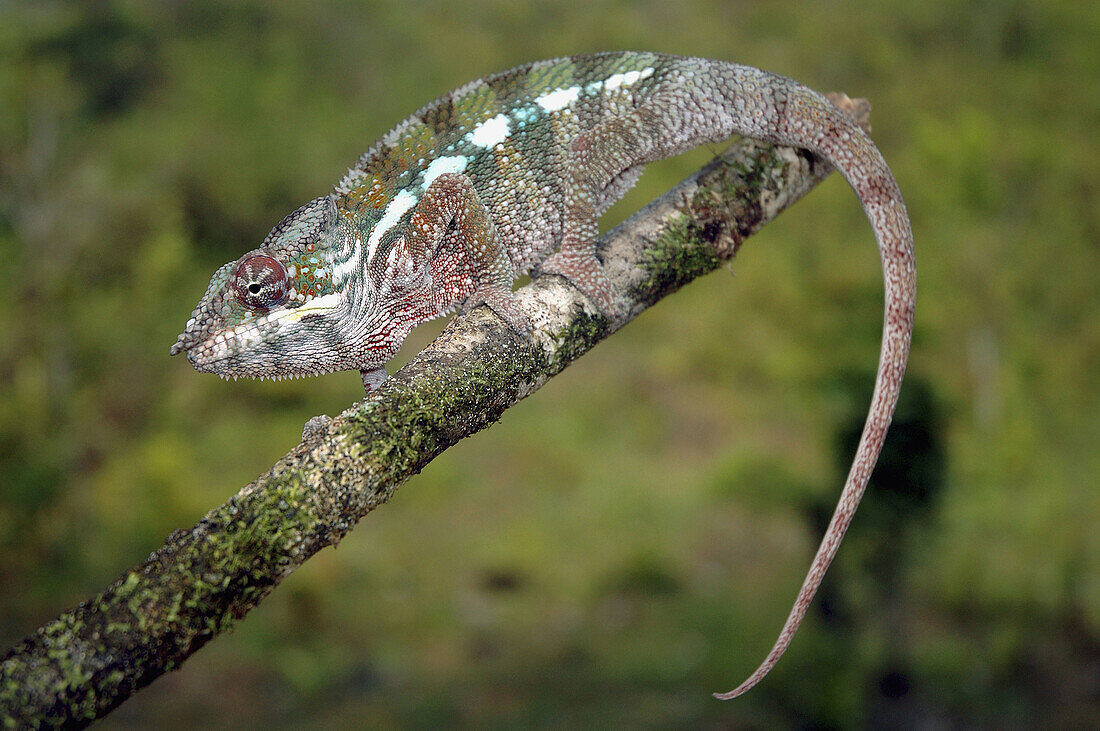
[171,52,915,699]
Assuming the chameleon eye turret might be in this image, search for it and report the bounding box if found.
[232,254,289,310]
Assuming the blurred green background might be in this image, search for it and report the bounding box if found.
[1,0,1097,727]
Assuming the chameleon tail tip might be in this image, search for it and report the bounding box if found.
[712,688,746,701]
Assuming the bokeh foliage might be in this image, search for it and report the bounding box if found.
[1,0,1097,726]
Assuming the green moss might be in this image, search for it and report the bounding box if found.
[632,214,726,305]
[347,380,457,479]
[340,343,538,487]
[1,460,331,725]
[630,144,793,306]
[550,309,611,372]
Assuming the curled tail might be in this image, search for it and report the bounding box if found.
[713,75,916,699]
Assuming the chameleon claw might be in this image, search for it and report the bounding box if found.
[538,249,623,319]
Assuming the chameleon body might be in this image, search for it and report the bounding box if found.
[171,52,915,698]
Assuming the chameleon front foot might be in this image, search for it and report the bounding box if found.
[538,249,623,318]
[465,286,532,335]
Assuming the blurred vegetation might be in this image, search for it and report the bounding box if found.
[1,0,1097,727]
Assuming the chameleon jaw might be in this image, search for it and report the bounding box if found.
[172,293,348,378]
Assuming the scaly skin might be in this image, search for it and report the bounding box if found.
[171,52,915,699]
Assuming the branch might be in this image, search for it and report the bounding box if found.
[0,99,867,726]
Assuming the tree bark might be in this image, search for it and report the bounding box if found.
[0,99,868,727]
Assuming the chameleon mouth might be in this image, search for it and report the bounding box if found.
[170,293,345,357]
[170,292,350,381]
[169,327,211,357]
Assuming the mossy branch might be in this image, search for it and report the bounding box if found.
[0,99,868,727]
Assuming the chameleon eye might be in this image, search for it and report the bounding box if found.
[232,254,289,310]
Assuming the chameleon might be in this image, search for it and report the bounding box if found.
[170,52,915,699]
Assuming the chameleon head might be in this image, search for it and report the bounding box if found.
[170,195,396,380]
